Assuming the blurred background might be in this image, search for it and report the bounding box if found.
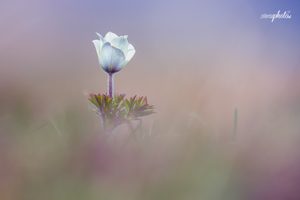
[1,0,300,199]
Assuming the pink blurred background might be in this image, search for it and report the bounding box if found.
[0,0,300,199]
[1,0,299,127]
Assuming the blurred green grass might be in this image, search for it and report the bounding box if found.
[1,92,300,200]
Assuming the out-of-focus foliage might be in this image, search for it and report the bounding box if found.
[89,94,154,130]
[2,93,300,200]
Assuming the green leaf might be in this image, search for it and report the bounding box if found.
[88,93,155,130]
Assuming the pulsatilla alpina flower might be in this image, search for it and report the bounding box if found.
[90,32,154,134]
[93,32,135,97]
[93,32,135,74]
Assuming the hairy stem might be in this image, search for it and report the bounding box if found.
[107,73,114,98]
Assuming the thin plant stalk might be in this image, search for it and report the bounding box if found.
[232,108,238,140]
[107,73,114,98]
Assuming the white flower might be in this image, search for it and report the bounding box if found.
[93,32,136,74]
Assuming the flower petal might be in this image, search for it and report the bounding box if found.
[111,36,129,54]
[100,42,126,73]
[125,44,135,62]
[96,32,103,40]
[92,39,103,60]
[104,32,119,43]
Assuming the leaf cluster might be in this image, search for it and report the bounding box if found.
[89,94,154,130]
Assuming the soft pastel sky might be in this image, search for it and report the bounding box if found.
[1,0,299,74]
[0,0,299,137]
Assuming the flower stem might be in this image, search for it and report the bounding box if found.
[107,73,114,98]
